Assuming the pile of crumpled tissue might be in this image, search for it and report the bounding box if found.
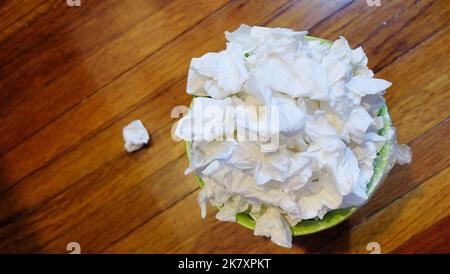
[175,25,411,248]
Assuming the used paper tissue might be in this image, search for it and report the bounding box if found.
[123,120,150,153]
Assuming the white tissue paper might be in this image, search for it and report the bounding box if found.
[123,120,150,152]
[176,25,411,248]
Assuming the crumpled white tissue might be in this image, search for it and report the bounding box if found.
[346,76,392,98]
[176,25,412,248]
[123,120,149,152]
[254,207,292,248]
[187,43,249,99]
[175,97,233,142]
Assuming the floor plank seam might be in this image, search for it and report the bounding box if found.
[308,0,356,33]
[357,0,420,48]
[0,0,58,49]
[99,187,199,253]
[260,0,299,26]
[375,24,449,72]
[0,1,47,40]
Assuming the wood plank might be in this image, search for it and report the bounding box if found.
[0,0,230,155]
[318,168,450,253]
[391,215,450,253]
[0,0,355,253]
[266,0,354,29]
[380,29,450,143]
[0,0,56,45]
[310,0,450,71]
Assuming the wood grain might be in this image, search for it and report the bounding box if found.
[391,216,450,254]
[0,0,448,253]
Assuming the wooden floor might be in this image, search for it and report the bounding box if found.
[0,0,448,254]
